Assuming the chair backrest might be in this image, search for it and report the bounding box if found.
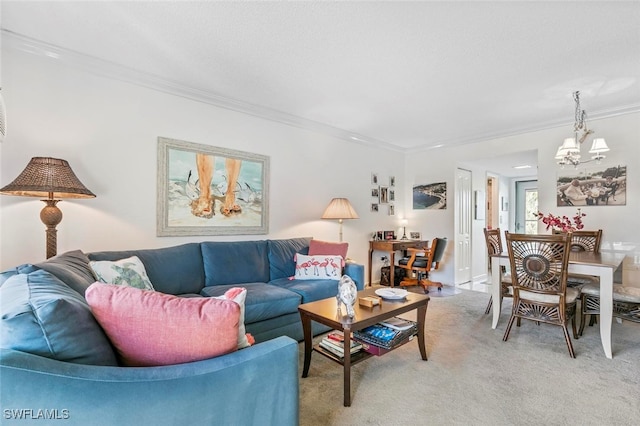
[505,232,571,297]
[431,237,447,269]
[400,237,447,271]
[483,228,502,270]
[553,229,602,253]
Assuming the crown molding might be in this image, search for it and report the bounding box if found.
[2,30,404,153]
[4,29,639,155]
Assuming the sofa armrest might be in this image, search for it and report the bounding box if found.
[345,262,365,290]
[1,336,299,426]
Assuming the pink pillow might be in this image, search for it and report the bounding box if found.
[309,240,349,259]
[85,283,240,366]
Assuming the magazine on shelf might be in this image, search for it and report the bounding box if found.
[353,322,418,349]
[379,317,416,331]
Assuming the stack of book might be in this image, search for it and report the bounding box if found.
[353,317,418,352]
[319,332,363,358]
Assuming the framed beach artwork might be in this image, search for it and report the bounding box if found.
[413,181,447,210]
[157,137,269,236]
[556,165,626,207]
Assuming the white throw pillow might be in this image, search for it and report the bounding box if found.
[89,256,155,290]
[294,254,343,281]
[214,287,253,349]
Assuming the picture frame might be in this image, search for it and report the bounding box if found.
[389,176,395,187]
[413,181,446,210]
[371,203,379,212]
[371,187,379,199]
[384,230,395,240]
[379,186,389,204]
[388,204,395,216]
[556,165,626,207]
[389,189,395,202]
[371,173,378,185]
[410,231,421,240]
[157,137,269,236]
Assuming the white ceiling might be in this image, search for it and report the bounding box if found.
[2,1,639,171]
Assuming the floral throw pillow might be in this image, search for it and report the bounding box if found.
[294,254,344,281]
[89,256,155,290]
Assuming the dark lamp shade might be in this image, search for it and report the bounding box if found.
[321,198,359,220]
[0,157,95,199]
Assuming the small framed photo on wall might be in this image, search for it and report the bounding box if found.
[371,173,378,185]
[389,176,395,187]
[371,203,379,212]
[388,204,395,216]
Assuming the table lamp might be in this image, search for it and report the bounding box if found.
[0,157,96,258]
[321,198,359,242]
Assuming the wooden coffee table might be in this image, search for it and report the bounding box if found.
[298,286,430,406]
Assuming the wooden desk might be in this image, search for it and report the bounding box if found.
[491,250,625,359]
[368,240,427,286]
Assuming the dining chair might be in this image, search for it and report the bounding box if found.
[503,232,580,358]
[483,228,512,314]
[397,237,447,293]
[553,229,602,288]
[579,283,640,336]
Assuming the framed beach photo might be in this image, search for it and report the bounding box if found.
[157,137,269,236]
[413,181,446,210]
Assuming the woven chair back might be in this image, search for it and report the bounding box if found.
[505,232,571,296]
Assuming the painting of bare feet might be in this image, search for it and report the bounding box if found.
[157,137,269,236]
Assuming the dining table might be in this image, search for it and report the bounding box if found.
[491,250,626,359]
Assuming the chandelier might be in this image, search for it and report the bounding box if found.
[555,91,610,168]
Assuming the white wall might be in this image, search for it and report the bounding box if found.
[405,112,640,285]
[0,45,407,277]
[2,45,639,286]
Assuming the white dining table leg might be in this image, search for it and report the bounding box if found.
[599,268,613,359]
[491,256,502,329]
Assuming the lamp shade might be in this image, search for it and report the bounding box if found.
[589,138,610,154]
[0,157,95,199]
[321,198,359,220]
[560,137,580,153]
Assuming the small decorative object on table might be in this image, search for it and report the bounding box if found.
[358,296,382,308]
[336,275,358,318]
[535,209,586,232]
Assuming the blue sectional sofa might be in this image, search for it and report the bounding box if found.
[0,237,364,426]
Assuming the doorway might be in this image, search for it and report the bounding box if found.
[515,180,538,234]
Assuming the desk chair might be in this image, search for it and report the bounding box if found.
[397,238,447,293]
[503,232,579,358]
[483,228,512,315]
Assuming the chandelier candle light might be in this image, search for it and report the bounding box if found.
[555,91,610,168]
[0,157,96,259]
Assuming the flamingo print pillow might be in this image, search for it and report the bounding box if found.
[294,254,344,280]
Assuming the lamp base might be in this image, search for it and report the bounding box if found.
[40,199,62,259]
[400,226,408,240]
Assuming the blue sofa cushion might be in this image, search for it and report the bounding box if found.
[88,243,204,295]
[202,241,270,286]
[269,277,340,304]
[34,250,96,295]
[0,270,118,366]
[0,263,39,286]
[268,237,311,280]
[200,283,301,324]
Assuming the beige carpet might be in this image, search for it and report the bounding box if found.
[298,287,640,426]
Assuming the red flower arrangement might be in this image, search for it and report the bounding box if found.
[535,209,586,232]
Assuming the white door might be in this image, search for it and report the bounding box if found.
[455,168,472,284]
